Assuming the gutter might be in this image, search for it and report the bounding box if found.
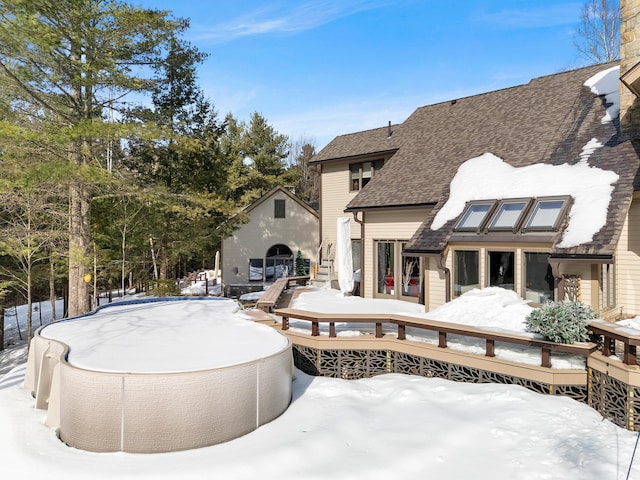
[353,211,365,297]
[411,250,450,303]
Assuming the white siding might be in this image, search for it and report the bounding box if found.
[222,190,319,286]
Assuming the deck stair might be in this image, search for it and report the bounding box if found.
[311,259,334,287]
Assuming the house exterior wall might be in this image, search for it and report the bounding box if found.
[621,0,640,129]
[616,198,640,317]
[362,209,427,300]
[319,161,360,261]
[222,190,319,288]
[427,257,446,311]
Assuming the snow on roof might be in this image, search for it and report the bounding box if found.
[583,65,620,123]
[430,151,619,248]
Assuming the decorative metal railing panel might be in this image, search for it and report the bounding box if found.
[292,345,583,403]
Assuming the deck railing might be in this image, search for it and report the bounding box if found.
[588,320,640,365]
[274,307,597,368]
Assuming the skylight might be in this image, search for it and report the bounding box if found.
[525,199,566,230]
[455,203,492,230]
[488,201,528,230]
[453,196,569,235]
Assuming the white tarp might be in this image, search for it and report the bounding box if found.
[337,217,354,294]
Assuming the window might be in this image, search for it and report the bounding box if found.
[454,250,479,296]
[401,248,421,298]
[488,200,529,230]
[453,196,569,235]
[265,244,293,281]
[351,240,361,274]
[524,199,566,230]
[377,241,395,295]
[375,241,422,300]
[455,202,493,231]
[524,252,554,304]
[600,263,616,310]
[488,251,514,290]
[349,159,384,191]
[249,259,264,281]
[274,199,285,218]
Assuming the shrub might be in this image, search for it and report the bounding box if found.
[524,301,596,344]
[148,279,181,297]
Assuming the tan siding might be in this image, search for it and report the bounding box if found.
[362,209,427,299]
[428,257,446,310]
[222,191,319,286]
[616,200,640,316]
[320,162,359,261]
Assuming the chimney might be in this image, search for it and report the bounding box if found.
[620,0,640,131]
[387,121,392,139]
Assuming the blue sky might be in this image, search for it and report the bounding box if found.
[139,1,589,149]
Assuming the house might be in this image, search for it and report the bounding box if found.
[311,2,640,319]
[221,185,319,297]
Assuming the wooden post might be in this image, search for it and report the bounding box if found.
[375,323,382,338]
[541,348,551,368]
[486,339,495,357]
[312,321,319,336]
[438,331,447,348]
[624,343,637,365]
[329,322,336,338]
[397,324,406,341]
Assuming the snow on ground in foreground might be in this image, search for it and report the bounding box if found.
[0,364,638,480]
[1,288,639,478]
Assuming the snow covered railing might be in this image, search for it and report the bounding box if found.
[256,276,310,312]
[588,320,640,365]
[274,308,597,368]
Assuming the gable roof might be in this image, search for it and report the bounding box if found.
[312,61,640,257]
[241,185,319,218]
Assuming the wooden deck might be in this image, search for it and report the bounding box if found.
[255,276,310,312]
[274,307,597,368]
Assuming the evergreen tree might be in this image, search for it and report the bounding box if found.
[123,38,233,279]
[0,0,190,315]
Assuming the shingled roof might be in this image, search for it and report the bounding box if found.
[312,61,640,257]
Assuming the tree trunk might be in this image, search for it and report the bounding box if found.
[68,182,91,317]
[49,249,57,321]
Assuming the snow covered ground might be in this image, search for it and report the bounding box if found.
[1,287,640,479]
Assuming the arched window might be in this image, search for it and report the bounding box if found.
[265,244,293,281]
[266,244,293,258]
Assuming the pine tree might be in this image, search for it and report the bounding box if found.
[0,0,190,315]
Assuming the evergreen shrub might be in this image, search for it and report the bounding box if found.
[524,300,596,344]
[295,250,306,285]
[148,279,181,297]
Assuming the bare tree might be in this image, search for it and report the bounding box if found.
[0,186,66,340]
[287,136,320,205]
[573,0,620,64]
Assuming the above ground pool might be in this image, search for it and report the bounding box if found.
[25,297,293,453]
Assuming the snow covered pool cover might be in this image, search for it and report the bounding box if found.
[39,297,289,373]
[25,298,293,453]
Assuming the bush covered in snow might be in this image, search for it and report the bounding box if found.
[525,301,596,344]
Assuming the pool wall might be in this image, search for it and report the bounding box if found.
[25,298,293,453]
